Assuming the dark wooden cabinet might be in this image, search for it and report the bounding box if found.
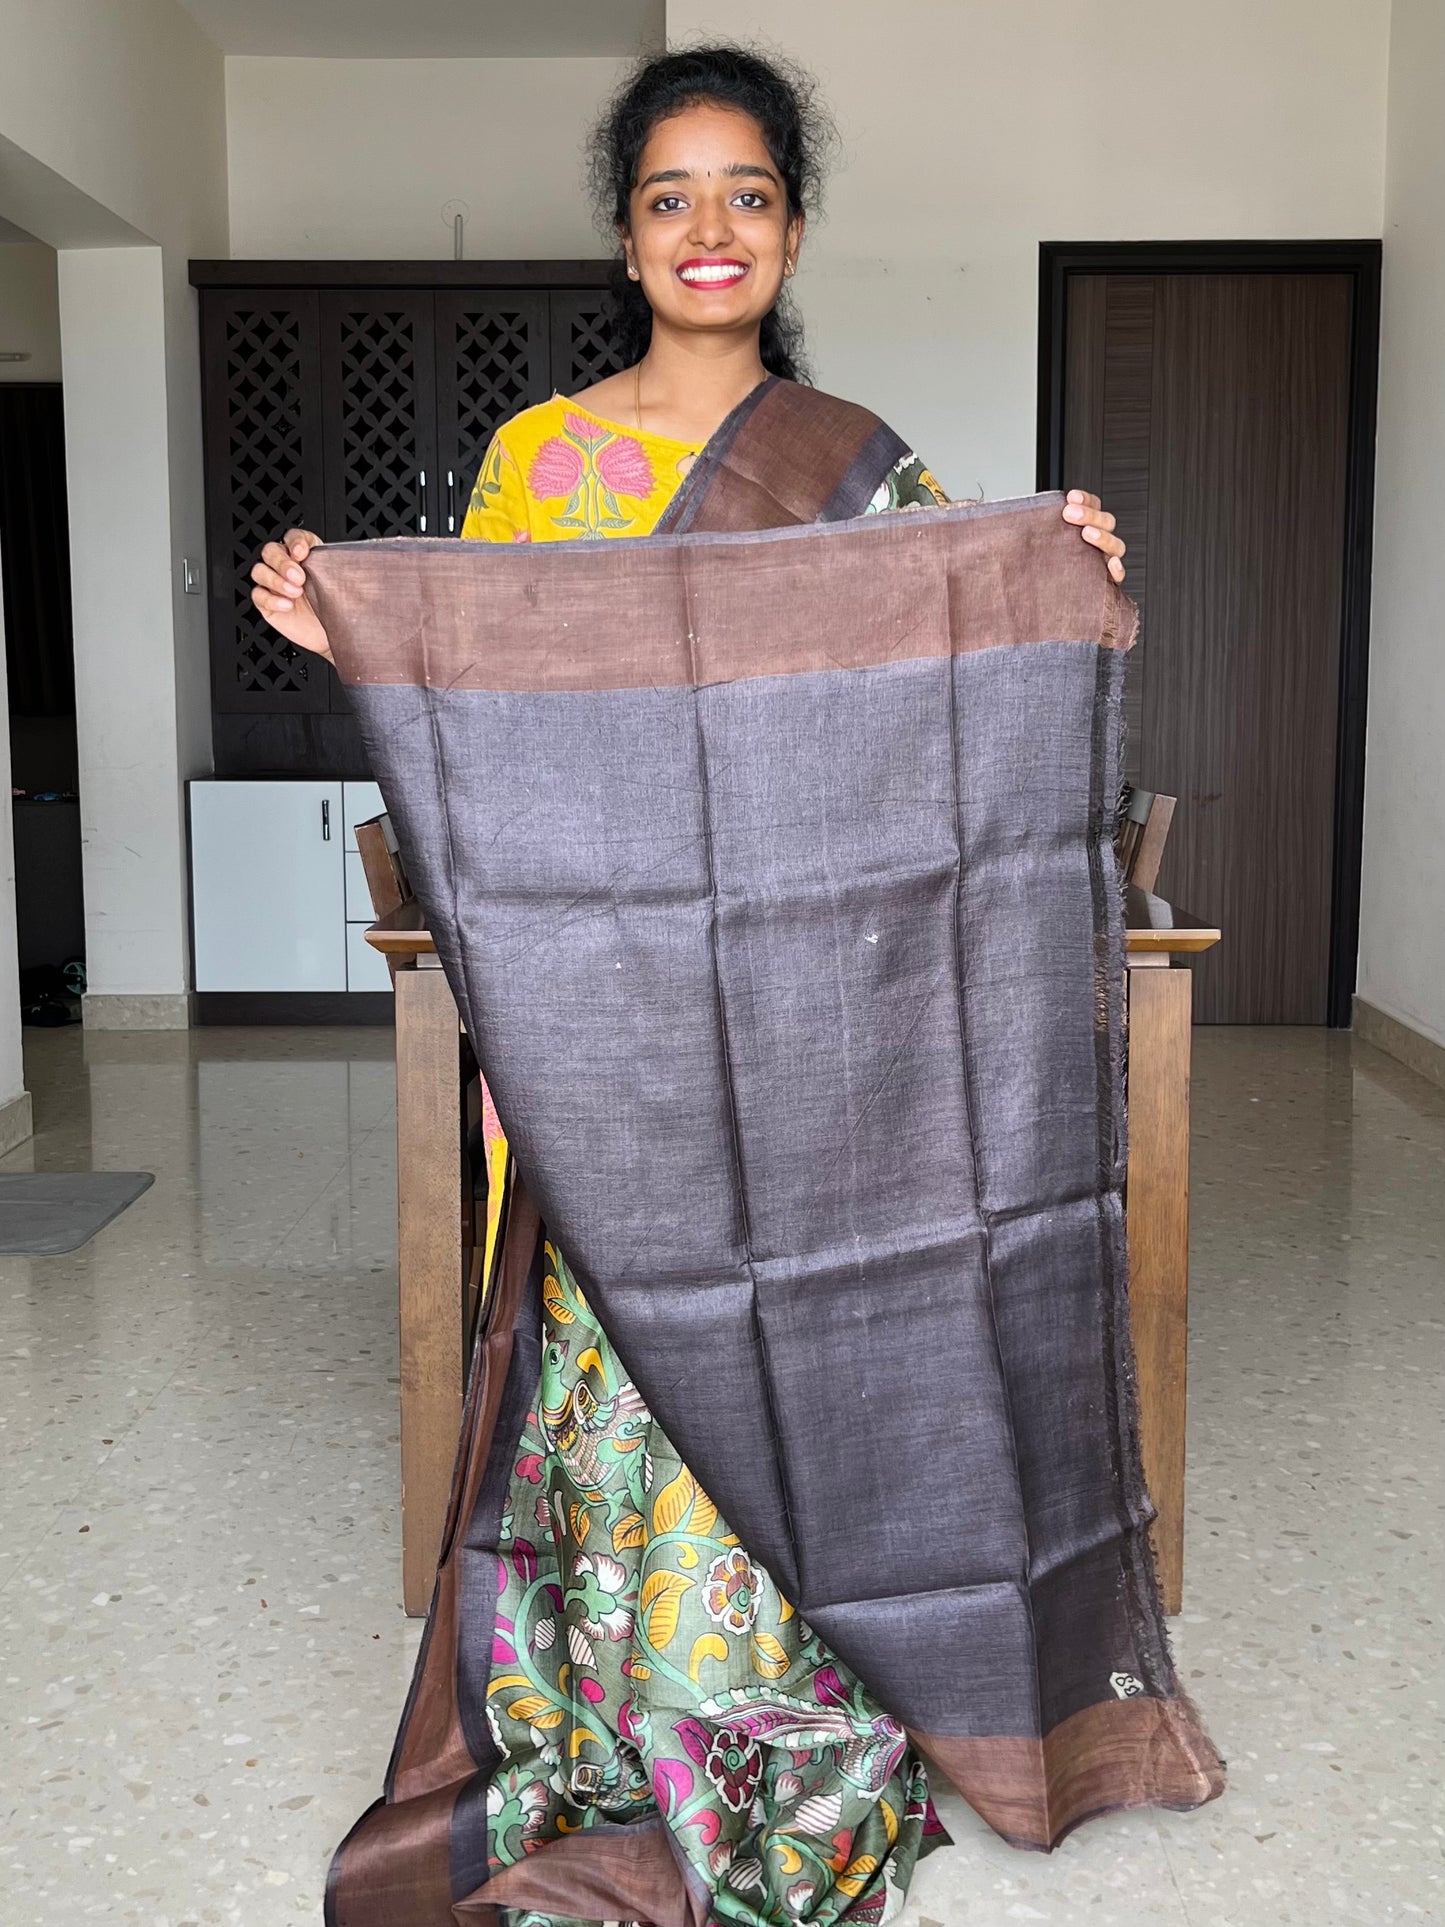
[434,291,551,533]
[192,261,624,770]
[198,289,327,716]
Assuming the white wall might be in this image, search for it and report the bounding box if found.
[59,248,196,1006]
[0,0,228,1019]
[666,0,1389,497]
[226,56,634,259]
[0,238,60,381]
[1357,0,1445,1048]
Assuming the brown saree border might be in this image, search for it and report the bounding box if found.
[656,376,910,534]
[307,494,1137,697]
[327,1178,543,1927]
[914,1693,1226,1853]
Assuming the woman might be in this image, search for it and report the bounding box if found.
[255,47,1132,1927]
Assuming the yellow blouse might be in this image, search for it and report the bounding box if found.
[461,395,701,544]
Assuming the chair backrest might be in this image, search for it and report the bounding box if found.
[1116,785,1177,894]
[354,812,411,921]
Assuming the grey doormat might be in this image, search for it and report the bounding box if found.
[0,1172,154,1255]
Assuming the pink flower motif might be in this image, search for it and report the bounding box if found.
[596,434,655,499]
[528,435,584,500]
[515,1452,545,1485]
[511,528,531,542]
[563,411,609,446]
[673,1716,712,1766]
[652,1758,694,1816]
[813,1664,849,1707]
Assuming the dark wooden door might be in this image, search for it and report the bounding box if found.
[550,288,629,397]
[196,268,629,772]
[200,292,327,714]
[434,292,550,534]
[1061,270,1354,1023]
[319,290,439,543]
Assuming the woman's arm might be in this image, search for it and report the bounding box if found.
[461,433,531,542]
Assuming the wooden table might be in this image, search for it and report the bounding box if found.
[369,887,1220,1616]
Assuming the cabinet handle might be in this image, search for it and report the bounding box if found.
[447,469,457,534]
[322,797,331,842]
[417,469,428,535]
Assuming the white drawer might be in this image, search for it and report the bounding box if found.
[345,848,375,922]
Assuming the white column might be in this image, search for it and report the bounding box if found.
[58,245,192,1026]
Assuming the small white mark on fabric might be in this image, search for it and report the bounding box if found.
[1109,1670,1144,1698]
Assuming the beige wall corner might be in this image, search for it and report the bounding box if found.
[82,993,192,1032]
[1353,997,1445,1092]
[0,1088,34,1156]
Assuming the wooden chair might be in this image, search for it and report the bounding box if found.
[354,814,411,956]
[1117,784,1177,893]
[355,814,490,1344]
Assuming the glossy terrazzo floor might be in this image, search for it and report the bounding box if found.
[0,1024,1440,1926]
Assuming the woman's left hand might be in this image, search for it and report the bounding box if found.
[1062,491,1126,583]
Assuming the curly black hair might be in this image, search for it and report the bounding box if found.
[587,44,835,384]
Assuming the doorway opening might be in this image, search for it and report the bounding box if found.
[0,233,84,1027]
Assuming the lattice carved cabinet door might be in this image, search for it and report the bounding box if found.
[319,291,440,543]
[435,293,549,534]
[549,290,629,398]
[201,292,327,714]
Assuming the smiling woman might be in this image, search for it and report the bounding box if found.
[252,43,1153,1927]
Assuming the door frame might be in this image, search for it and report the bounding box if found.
[1036,239,1381,1029]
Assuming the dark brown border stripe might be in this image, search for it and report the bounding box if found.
[914,1693,1225,1854]
[306,496,1136,696]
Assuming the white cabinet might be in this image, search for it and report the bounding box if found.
[342,782,385,849]
[190,779,388,995]
[346,921,394,992]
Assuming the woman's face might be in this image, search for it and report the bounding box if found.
[623,101,804,345]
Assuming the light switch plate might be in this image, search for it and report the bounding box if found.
[182,557,202,594]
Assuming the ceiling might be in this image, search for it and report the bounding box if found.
[0,213,41,243]
[176,0,663,58]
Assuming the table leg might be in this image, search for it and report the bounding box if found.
[394,966,464,1616]
[1125,961,1193,1616]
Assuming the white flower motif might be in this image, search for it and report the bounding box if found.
[796,1790,843,1835]
[730,1857,766,1896]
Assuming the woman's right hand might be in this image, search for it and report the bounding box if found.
[250,528,333,663]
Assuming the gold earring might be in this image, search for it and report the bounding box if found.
[627,262,640,280]
[784,259,795,277]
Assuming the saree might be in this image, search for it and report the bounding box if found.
[310,383,1225,1927]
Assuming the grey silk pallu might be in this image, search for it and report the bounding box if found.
[309,485,1224,1918]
